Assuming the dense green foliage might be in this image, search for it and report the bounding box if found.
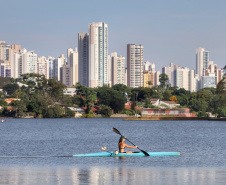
[0,74,225,118]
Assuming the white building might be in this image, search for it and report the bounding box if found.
[196,47,209,79]
[127,44,143,88]
[37,56,49,79]
[107,55,112,86]
[0,41,11,61]
[22,50,37,74]
[144,61,155,73]
[67,48,78,85]
[53,54,65,81]
[89,22,108,87]
[47,56,54,79]
[111,52,126,86]
[201,74,216,89]
[155,71,160,86]
[173,67,196,91]
[162,62,177,86]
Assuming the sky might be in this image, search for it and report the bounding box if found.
[1,0,226,71]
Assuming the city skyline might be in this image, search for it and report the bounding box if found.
[1,0,226,71]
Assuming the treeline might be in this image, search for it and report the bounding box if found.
[0,73,226,118]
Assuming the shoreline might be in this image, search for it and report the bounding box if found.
[123,117,226,121]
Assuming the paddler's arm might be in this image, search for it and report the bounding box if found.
[125,144,137,149]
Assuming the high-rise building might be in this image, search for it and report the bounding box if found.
[155,71,160,86]
[162,62,177,86]
[61,64,73,86]
[144,61,155,73]
[127,44,143,88]
[0,61,11,77]
[22,51,37,74]
[173,67,196,91]
[67,48,78,85]
[107,55,112,86]
[37,56,49,79]
[78,32,89,87]
[11,48,26,78]
[111,52,126,86]
[196,48,209,79]
[89,22,108,87]
[0,41,11,61]
[53,54,65,81]
[47,56,54,79]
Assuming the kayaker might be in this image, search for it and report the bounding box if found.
[118,136,137,153]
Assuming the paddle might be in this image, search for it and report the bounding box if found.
[112,127,150,156]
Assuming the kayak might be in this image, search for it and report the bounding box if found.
[73,152,180,157]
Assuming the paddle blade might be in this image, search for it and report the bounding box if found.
[140,149,150,156]
[112,128,122,136]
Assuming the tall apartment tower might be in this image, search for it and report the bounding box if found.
[53,55,65,81]
[67,48,78,85]
[37,56,49,79]
[78,33,89,87]
[127,44,143,88]
[89,22,108,87]
[22,51,37,74]
[0,41,11,61]
[11,48,27,78]
[111,52,126,86]
[196,48,209,79]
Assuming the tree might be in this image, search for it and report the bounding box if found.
[99,104,112,117]
[96,86,126,113]
[0,99,7,106]
[43,105,64,118]
[159,73,169,90]
[11,100,27,117]
[216,77,226,95]
[3,84,19,95]
[47,79,66,100]
[169,96,177,103]
[0,77,11,88]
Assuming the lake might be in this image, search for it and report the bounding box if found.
[0,118,225,184]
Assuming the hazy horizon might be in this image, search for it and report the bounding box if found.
[1,0,226,71]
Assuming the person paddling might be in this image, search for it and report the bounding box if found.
[118,136,137,153]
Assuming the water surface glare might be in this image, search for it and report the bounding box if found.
[0,118,225,184]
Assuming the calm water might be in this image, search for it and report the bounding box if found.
[0,118,226,184]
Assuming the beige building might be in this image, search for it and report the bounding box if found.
[143,71,154,88]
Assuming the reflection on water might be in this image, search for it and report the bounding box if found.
[0,167,225,185]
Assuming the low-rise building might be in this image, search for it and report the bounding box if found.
[142,108,196,117]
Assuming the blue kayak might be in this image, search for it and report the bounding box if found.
[73,152,180,157]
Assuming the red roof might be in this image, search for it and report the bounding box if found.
[125,106,142,110]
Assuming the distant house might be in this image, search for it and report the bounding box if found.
[63,88,76,96]
[4,98,20,104]
[151,99,180,109]
[142,108,196,117]
[125,101,142,110]
[80,106,100,113]
[68,107,85,117]
[17,82,28,88]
